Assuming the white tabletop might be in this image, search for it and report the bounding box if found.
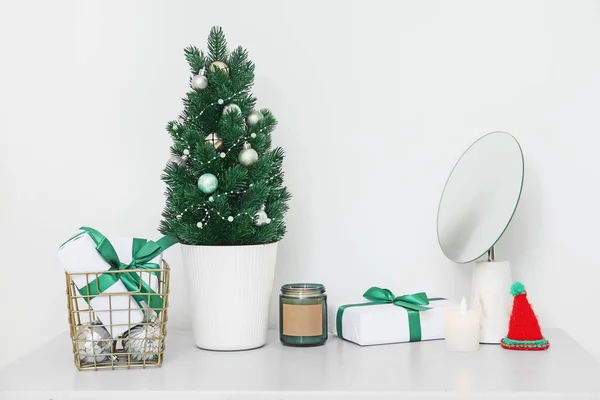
[1,328,599,400]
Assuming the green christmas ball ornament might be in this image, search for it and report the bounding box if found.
[197,173,218,194]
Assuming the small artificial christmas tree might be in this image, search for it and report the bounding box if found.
[160,27,290,245]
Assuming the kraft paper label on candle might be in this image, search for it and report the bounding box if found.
[282,304,323,336]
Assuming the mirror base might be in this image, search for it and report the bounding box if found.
[470,260,512,344]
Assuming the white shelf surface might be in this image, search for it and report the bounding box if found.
[1,328,599,399]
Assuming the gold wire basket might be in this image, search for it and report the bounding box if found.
[66,260,170,370]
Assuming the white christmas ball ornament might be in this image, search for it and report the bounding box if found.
[191,74,208,89]
[246,110,264,127]
[223,103,241,115]
[254,204,269,226]
[238,142,258,167]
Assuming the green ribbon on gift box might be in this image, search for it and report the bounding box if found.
[75,227,178,313]
[336,287,445,343]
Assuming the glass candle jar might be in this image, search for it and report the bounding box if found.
[279,283,328,347]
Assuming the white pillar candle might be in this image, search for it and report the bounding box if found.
[445,297,480,352]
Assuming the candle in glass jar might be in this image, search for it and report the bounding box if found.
[279,283,328,347]
[445,297,480,352]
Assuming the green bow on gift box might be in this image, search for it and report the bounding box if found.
[336,287,445,342]
[76,227,178,313]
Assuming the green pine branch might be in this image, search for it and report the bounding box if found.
[207,26,228,62]
[184,46,206,74]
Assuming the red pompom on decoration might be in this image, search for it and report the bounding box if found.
[500,282,549,351]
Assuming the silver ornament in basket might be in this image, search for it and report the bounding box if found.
[122,307,162,361]
[76,322,115,364]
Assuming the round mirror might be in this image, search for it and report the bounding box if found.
[437,131,524,263]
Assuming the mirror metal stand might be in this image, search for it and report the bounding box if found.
[487,247,495,262]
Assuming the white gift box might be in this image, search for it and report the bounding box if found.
[328,298,460,346]
[58,230,162,338]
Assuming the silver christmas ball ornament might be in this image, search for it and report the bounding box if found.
[122,306,161,362]
[238,142,258,167]
[197,173,218,194]
[76,322,114,364]
[191,69,208,89]
[122,322,161,362]
[222,103,241,116]
[167,155,186,167]
[254,204,269,226]
[246,110,264,127]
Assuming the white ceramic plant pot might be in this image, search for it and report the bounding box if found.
[181,242,278,351]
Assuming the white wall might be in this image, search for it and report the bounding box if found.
[1,0,599,368]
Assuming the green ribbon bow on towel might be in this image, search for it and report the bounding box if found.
[336,287,445,342]
[76,227,178,313]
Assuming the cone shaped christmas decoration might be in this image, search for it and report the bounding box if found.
[500,282,549,351]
